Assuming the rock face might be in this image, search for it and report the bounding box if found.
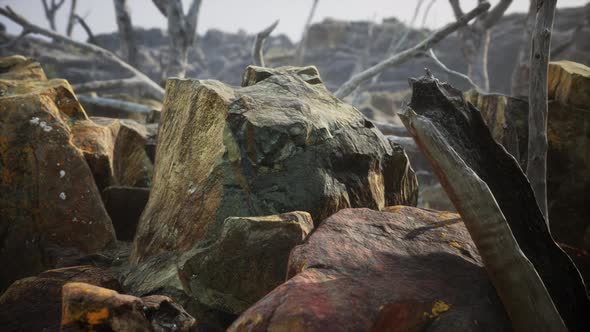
[548,60,590,109]
[229,206,510,331]
[178,212,314,316]
[131,65,418,262]
[61,282,195,332]
[102,186,151,241]
[0,266,121,332]
[0,57,115,290]
[71,117,154,192]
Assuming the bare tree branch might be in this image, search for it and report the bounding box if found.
[389,0,425,54]
[421,0,438,28]
[66,0,77,37]
[510,0,535,96]
[74,13,96,44]
[152,0,167,17]
[334,1,490,99]
[448,0,464,20]
[426,48,480,90]
[252,20,279,67]
[41,0,66,31]
[295,0,319,65]
[77,95,154,114]
[72,77,141,94]
[0,6,164,100]
[482,0,513,29]
[0,29,30,48]
[114,0,138,67]
[527,0,557,220]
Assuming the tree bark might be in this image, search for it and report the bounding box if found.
[510,0,536,97]
[114,0,138,67]
[295,0,319,66]
[65,0,77,37]
[252,20,279,67]
[527,0,557,221]
[159,0,202,78]
[400,74,590,331]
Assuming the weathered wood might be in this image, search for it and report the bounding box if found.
[400,75,590,331]
[294,0,319,66]
[41,0,65,31]
[510,0,535,97]
[114,0,138,67]
[65,0,77,37]
[334,1,490,99]
[0,6,164,100]
[527,0,557,220]
[77,95,154,114]
[252,20,279,67]
[426,48,480,91]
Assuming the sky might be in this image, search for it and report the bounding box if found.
[1,0,588,42]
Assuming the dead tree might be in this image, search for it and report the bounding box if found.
[447,0,512,91]
[152,0,203,78]
[65,0,77,37]
[421,0,438,28]
[295,0,319,65]
[509,0,535,97]
[400,73,590,331]
[0,6,164,100]
[74,14,96,44]
[425,48,480,90]
[334,1,490,99]
[252,20,279,67]
[527,0,557,220]
[114,0,138,67]
[41,0,66,31]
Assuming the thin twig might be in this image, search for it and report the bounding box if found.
[426,48,480,91]
[252,19,279,67]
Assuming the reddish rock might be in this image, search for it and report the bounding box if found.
[0,56,115,290]
[60,282,195,332]
[0,266,121,332]
[229,206,510,331]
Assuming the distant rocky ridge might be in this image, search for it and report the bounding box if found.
[0,5,588,97]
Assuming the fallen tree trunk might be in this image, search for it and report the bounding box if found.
[77,95,154,114]
[400,74,589,331]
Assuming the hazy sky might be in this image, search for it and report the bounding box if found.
[1,0,588,42]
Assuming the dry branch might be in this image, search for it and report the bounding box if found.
[426,48,480,90]
[114,0,138,67]
[252,20,279,67]
[77,95,154,114]
[74,14,96,44]
[295,0,319,65]
[334,1,490,99]
[41,0,66,31]
[0,6,164,100]
[65,0,77,37]
[527,0,557,220]
[400,74,590,331]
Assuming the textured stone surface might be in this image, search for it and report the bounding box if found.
[71,116,153,192]
[178,212,313,316]
[548,60,590,109]
[230,206,510,331]
[102,186,150,241]
[0,57,115,290]
[0,266,121,332]
[61,282,195,332]
[131,65,417,263]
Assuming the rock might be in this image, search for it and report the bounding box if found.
[131,65,418,262]
[70,117,154,191]
[548,60,590,109]
[229,206,510,331]
[0,266,121,332]
[60,282,195,332]
[0,57,115,290]
[120,251,234,332]
[0,55,46,81]
[178,212,313,316]
[102,186,150,241]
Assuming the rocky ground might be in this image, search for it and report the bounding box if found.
[0,5,589,330]
[0,51,589,331]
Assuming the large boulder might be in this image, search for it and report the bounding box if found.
[61,282,195,332]
[229,206,510,331]
[178,212,313,316]
[131,65,418,262]
[70,117,154,192]
[0,266,121,332]
[0,57,115,290]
